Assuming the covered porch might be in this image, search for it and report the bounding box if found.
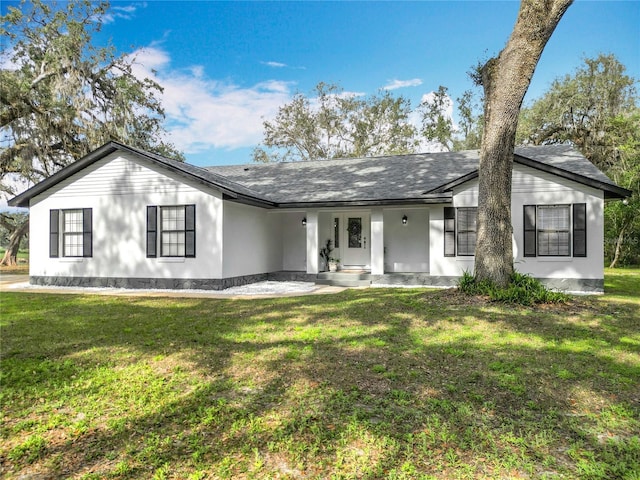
[298,206,434,276]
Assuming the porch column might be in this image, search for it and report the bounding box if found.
[306,210,319,274]
[371,208,384,275]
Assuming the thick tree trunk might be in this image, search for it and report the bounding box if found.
[475,0,573,286]
[0,218,28,266]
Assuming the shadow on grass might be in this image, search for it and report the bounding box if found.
[2,285,639,478]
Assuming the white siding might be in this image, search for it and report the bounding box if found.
[29,152,224,279]
[222,202,282,277]
[384,208,430,272]
[429,164,604,280]
[280,212,307,271]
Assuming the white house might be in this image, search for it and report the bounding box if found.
[8,141,630,293]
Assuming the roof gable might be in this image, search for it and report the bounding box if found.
[8,141,275,208]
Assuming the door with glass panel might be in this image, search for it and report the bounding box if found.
[341,212,370,268]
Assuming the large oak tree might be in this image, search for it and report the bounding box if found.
[474,0,573,286]
[0,0,181,265]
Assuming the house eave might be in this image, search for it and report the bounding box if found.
[275,194,452,209]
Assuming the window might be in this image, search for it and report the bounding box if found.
[524,204,586,257]
[444,207,477,257]
[457,208,477,256]
[146,205,195,258]
[63,210,84,257]
[347,217,362,248]
[49,208,92,258]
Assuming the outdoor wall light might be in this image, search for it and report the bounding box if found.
[402,214,408,225]
[302,217,307,226]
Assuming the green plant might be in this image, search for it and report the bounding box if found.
[320,239,334,271]
[457,270,570,305]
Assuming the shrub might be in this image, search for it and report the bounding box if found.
[457,271,570,306]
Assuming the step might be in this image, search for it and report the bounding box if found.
[315,271,372,287]
[315,278,371,288]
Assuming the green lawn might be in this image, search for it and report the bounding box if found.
[1,271,639,479]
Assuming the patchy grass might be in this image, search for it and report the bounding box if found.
[0,248,29,274]
[1,271,639,479]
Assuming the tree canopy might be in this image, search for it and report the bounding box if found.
[517,53,636,170]
[253,82,484,163]
[0,0,182,265]
[253,83,419,163]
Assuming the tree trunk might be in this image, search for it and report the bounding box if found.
[475,0,573,286]
[608,226,626,268]
[0,218,29,266]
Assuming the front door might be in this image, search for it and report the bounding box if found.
[341,212,370,268]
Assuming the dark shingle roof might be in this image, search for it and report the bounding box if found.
[207,150,479,204]
[206,145,628,203]
[8,142,630,208]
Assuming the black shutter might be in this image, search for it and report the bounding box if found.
[524,205,536,257]
[50,209,59,258]
[185,204,196,258]
[573,203,587,257]
[444,207,455,257]
[147,206,157,258]
[82,208,93,257]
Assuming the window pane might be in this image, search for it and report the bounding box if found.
[348,218,362,248]
[161,231,185,257]
[63,210,84,256]
[64,210,83,233]
[64,233,83,257]
[537,206,570,256]
[161,206,185,231]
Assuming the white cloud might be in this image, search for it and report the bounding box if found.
[383,78,423,90]
[419,91,454,118]
[262,61,288,68]
[128,47,295,154]
[100,2,147,24]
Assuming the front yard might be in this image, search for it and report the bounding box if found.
[1,270,639,479]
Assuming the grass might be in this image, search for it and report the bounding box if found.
[1,269,639,479]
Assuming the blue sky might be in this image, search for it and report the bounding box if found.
[5,1,640,167]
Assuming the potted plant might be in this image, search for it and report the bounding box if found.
[319,239,334,272]
[328,257,340,272]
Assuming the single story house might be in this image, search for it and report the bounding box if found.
[8,141,631,293]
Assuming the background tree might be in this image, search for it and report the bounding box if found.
[418,85,455,151]
[600,112,639,267]
[474,0,573,286]
[517,54,639,267]
[517,54,636,170]
[453,89,483,151]
[0,0,181,265]
[253,82,417,162]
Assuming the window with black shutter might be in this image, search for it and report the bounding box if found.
[523,204,586,258]
[147,205,196,258]
[50,208,92,258]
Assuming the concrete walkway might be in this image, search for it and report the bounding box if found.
[0,274,347,299]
